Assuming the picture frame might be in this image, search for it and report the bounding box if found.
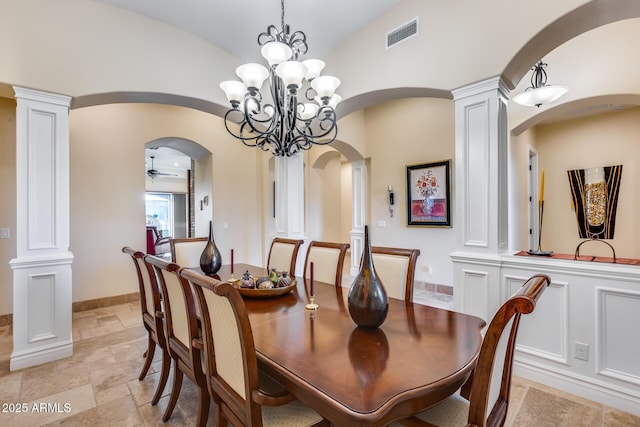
[406,160,452,226]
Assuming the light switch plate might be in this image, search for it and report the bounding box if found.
[0,228,10,239]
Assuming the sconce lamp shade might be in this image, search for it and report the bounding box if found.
[301,59,325,80]
[513,85,569,107]
[297,103,320,120]
[219,81,246,105]
[275,61,308,89]
[261,42,293,66]
[513,60,568,107]
[311,76,340,99]
[236,63,269,91]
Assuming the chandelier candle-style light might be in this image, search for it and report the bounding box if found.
[219,0,341,157]
[513,61,568,108]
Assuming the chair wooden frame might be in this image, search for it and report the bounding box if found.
[121,247,170,405]
[170,236,208,267]
[370,246,421,302]
[398,274,551,427]
[303,241,350,287]
[145,255,210,427]
[182,269,328,427]
[266,237,304,275]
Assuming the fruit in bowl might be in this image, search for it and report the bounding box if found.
[277,272,292,288]
[240,271,255,289]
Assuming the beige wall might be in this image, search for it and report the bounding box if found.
[509,127,538,252]
[536,108,639,258]
[364,97,455,286]
[0,98,16,315]
[69,103,264,304]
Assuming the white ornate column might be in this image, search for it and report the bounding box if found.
[274,154,306,274]
[9,87,74,370]
[450,77,509,319]
[349,160,367,276]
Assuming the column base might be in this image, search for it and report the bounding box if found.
[10,340,73,371]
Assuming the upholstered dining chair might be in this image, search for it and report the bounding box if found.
[267,237,304,276]
[121,247,170,405]
[369,246,421,302]
[170,236,208,267]
[392,274,551,427]
[303,241,350,287]
[181,269,328,427]
[145,255,210,427]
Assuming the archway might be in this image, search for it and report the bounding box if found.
[144,137,212,240]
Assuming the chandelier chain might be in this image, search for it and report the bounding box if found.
[281,0,285,32]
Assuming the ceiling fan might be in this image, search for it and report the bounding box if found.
[146,156,178,179]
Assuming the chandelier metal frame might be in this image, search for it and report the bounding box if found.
[220,0,340,157]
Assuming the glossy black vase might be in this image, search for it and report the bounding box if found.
[200,221,222,275]
[348,225,388,329]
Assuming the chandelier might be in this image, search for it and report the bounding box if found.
[513,61,568,108]
[219,0,341,157]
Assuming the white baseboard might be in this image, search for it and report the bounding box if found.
[514,359,640,417]
[10,342,73,371]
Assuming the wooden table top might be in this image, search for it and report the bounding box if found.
[213,263,486,426]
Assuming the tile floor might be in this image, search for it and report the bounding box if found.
[1,294,639,426]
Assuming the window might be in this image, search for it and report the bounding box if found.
[145,193,172,238]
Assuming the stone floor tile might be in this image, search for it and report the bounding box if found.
[20,363,90,402]
[511,387,602,427]
[603,407,640,427]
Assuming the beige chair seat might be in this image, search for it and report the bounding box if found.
[261,398,325,425]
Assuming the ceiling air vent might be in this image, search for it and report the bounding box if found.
[386,17,419,49]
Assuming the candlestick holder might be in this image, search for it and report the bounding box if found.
[227,273,236,282]
[305,296,318,310]
[528,200,553,256]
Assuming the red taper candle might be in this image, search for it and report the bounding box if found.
[230,249,234,274]
[310,261,314,296]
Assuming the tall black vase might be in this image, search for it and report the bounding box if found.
[200,221,222,275]
[348,225,388,329]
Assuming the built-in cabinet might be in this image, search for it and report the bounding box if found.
[452,252,640,416]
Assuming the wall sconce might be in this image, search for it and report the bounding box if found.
[388,185,395,217]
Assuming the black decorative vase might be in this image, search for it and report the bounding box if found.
[348,225,388,329]
[200,221,222,275]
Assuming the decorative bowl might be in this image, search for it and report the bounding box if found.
[237,281,297,299]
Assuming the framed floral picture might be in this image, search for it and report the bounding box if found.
[406,160,452,226]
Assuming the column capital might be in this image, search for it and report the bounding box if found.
[452,76,510,102]
[13,86,71,107]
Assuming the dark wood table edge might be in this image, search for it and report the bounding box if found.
[256,324,484,427]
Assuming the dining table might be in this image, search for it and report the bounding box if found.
[209,263,486,427]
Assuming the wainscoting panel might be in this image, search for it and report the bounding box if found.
[596,287,640,385]
[461,268,489,320]
[504,274,569,364]
[27,272,56,343]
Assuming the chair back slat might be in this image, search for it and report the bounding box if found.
[370,246,420,301]
[304,241,349,287]
[204,285,247,399]
[134,256,156,316]
[267,238,304,275]
[184,269,262,426]
[468,274,550,427]
[160,268,190,347]
[170,237,208,267]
